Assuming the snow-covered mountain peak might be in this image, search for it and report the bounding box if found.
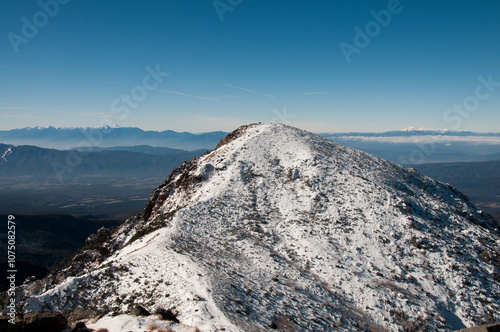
[400,126,449,132]
[12,123,500,331]
[142,122,389,222]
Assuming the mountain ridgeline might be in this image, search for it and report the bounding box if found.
[0,143,205,179]
[2,126,499,164]
[7,124,500,331]
[0,126,227,151]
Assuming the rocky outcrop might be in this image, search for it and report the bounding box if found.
[215,123,258,150]
[0,312,68,332]
[454,322,500,331]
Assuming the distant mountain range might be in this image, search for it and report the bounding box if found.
[0,126,227,151]
[0,143,205,180]
[321,127,500,137]
[1,126,499,167]
[320,128,500,164]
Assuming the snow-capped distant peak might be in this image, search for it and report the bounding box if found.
[23,125,54,130]
[19,125,121,130]
[400,126,450,133]
[89,124,121,129]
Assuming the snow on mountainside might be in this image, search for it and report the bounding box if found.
[12,123,500,331]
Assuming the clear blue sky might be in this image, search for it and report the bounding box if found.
[1,0,499,133]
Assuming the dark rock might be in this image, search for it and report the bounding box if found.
[71,321,92,331]
[130,305,150,316]
[489,324,500,332]
[0,316,23,332]
[454,322,500,332]
[23,312,68,332]
[74,322,87,328]
[215,123,258,149]
[155,308,180,323]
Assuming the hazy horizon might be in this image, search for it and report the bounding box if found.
[2,123,500,135]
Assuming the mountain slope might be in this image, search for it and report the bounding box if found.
[13,123,500,331]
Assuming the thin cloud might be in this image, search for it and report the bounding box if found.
[153,89,219,101]
[0,106,47,110]
[288,92,326,96]
[194,115,249,131]
[0,107,106,117]
[285,120,336,133]
[225,83,275,98]
[39,109,107,116]
[301,92,326,95]
[335,135,500,145]
[53,109,108,116]
[0,112,41,119]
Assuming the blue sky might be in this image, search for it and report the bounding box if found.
[1,0,499,133]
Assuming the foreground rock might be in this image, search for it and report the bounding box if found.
[0,312,68,332]
[454,322,500,331]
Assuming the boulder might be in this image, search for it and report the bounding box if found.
[23,312,68,332]
[71,321,92,331]
[155,308,180,323]
[454,322,500,332]
[0,316,23,332]
[130,305,150,316]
